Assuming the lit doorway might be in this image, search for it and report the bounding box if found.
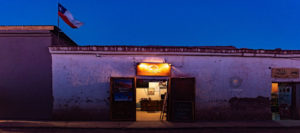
[271,82,298,120]
[135,78,168,121]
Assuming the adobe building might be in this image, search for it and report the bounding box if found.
[1,25,300,121]
[49,46,300,121]
[0,26,76,120]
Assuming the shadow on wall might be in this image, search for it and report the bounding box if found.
[53,83,110,121]
[53,107,110,121]
[196,96,271,121]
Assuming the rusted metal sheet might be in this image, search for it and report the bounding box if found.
[272,68,299,78]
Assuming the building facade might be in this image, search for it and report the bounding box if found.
[0,26,76,120]
[1,26,300,121]
[49,46,300,121]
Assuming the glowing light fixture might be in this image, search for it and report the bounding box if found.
[272,83,279,93]
[137,63,171,76]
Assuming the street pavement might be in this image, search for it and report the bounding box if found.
[1,120,300,132]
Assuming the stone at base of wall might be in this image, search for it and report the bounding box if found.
[53,108,110,121]
[196,96,272,120]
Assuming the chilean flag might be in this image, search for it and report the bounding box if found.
[58,3,83,28]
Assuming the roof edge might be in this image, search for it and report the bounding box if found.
[48,46,300,55]
[0,25,55,31]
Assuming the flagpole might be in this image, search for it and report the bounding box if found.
[57,0,60,45]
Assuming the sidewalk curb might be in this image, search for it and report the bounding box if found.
[1,121,300,129]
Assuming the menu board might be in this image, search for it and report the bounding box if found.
[173,101,194,121]
[272,68,299,78]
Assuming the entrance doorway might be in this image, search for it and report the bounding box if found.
[110,77,196,121]
[135,78,168,121]
[271,82,300,120]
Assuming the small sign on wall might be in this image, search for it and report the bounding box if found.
[271,68,299,78]
[137,63,171,76]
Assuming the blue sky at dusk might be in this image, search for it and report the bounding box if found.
[1,0,300,49]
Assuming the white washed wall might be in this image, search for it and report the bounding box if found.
[52,53,300,120]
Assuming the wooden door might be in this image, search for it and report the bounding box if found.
[110,77,136,121]
[169,77,195,122]
[294,83,300,119]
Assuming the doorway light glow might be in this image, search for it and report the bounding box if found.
[137,63,171,76]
